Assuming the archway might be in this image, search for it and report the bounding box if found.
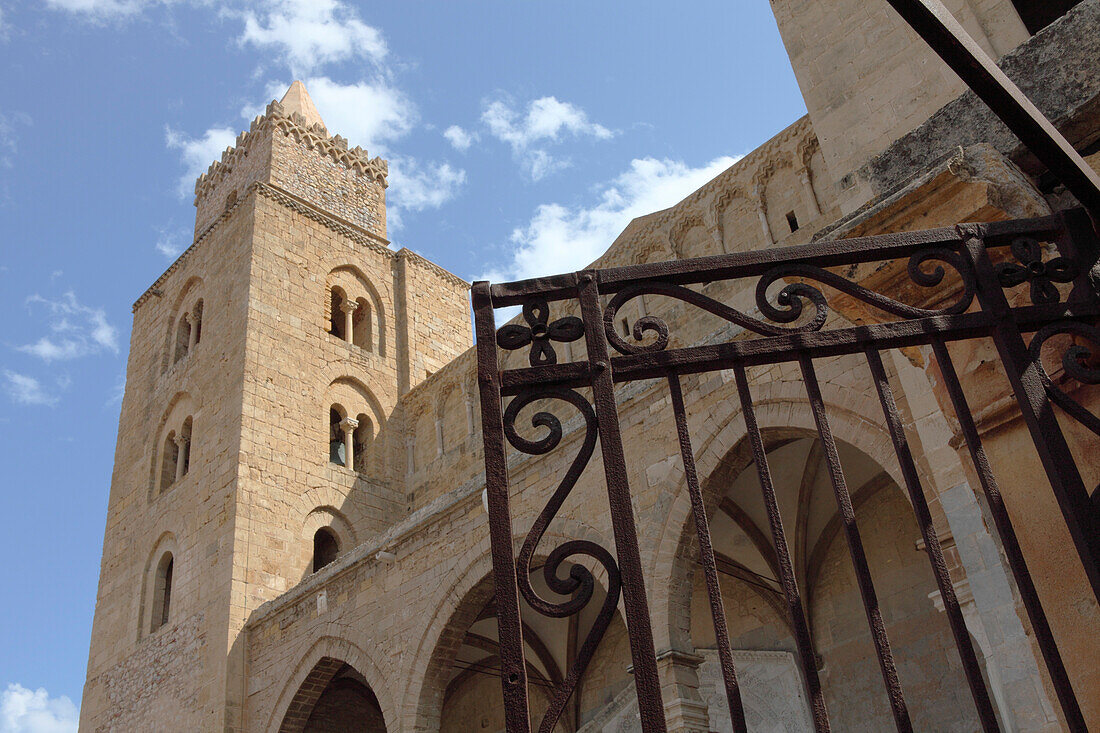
[275,657,386,733]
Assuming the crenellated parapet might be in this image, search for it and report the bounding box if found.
[193,99,389,205]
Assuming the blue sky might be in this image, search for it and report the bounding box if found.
[0,1,806,728]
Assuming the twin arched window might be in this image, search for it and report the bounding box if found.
[328,287,373,351]
[160,416,193,493]
[173,299,203,365]
[328,404,373,473]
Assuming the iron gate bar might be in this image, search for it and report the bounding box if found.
[731,363,831,732]
[963,232,1100,601]
[882,0,1100,221]
[575,272,669,731]
[799,354,914,732]
[863,348,1000,731]
[472,281,532,733]
[930,339,1086,731]
[666,374,749,732]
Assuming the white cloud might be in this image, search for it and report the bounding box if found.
[443,125,476,152]
[41,0,161,21]
[482,96,614,180]
[154,224,188,259]
[1,372,60,407]
[17,292,119,363]
[0,684,77,732]
[165,125,236,198]
[386,157,466,231]
[239,0,387,77]
[481,155,739,283]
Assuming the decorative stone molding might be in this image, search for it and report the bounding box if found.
[194,99,388,204]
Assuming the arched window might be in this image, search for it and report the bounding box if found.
[174,315,191,363]
[151,552,174,632]
[313,528,339,573]
[329,287,348,340]
[353,413,372,473]
[160,431,179,491]
[329,407,347,466]
[352,297,372,351]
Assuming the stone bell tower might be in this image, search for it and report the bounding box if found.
[79,82,472,731]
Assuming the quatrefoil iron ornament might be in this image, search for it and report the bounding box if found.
[496,300,584,366]
[995,236,1077,305]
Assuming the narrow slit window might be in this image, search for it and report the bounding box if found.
[151,553,174,632]
[786,211,800,233]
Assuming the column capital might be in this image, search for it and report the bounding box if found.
[339,417,359,432]
[339,300,360,314]
[173,433,191,448]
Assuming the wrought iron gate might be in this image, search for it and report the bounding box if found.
[473,1,1100,731]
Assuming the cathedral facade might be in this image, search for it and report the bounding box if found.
[80,1,1099,731]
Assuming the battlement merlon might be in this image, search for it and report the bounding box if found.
[191,81,389,239]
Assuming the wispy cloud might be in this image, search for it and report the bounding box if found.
[154,224,189,259]
[482,96,614,180]
[17,292,119,363]
[164,125,236,198]
[386,157,466,231]
[1,372,60,407]
[443,125,477,153]
[239,0,387,77]
[0,683,78,732]
[480,155,739,283]
[0,111,31,170]
[41,0,163,21]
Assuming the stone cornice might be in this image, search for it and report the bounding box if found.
[193,99,389,204]
[134,180,466,313]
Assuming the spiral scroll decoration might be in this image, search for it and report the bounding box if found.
[502,389,621,733]
[603,246,976,355]
[1027,321,1100,436]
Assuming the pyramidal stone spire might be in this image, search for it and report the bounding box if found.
[280,80,325,130]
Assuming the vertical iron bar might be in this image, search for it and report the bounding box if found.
[666,374,749,733]
[576,271,667,732]
[962,233,1100,602]
[472,281,532,733]
[732,362,831,732]
[864,348,1000,732]
[880,0,1100,220]
[798,354,913,732]
[931,338,1086,731]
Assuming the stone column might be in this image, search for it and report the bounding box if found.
[186,312,198,351]
[174,433,190,481]
[798,167,821,217]
[339,417,358,469]
[754,185,774,244]
[339,300,359,343]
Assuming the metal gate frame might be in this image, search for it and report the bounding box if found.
[473,2,1100,731]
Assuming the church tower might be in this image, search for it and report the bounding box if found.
[79,82,472,731]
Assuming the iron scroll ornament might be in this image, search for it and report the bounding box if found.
[502,388,621,733]
[497,300,584,366]
[603,246,976,355]
[1027,320,1100,436]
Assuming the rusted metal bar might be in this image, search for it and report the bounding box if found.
[931,338,1086,731]
[575,271,668,731]
[666,374,749,732]
[799,354,913,732]
[961,231,1100,601]
[864,347,1000,731]
[472,281,532,733]
[881,0,1100,221]
[732,362,831,732]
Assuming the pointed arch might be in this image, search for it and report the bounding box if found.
[266,636,393,733]
[161,276,204,372]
